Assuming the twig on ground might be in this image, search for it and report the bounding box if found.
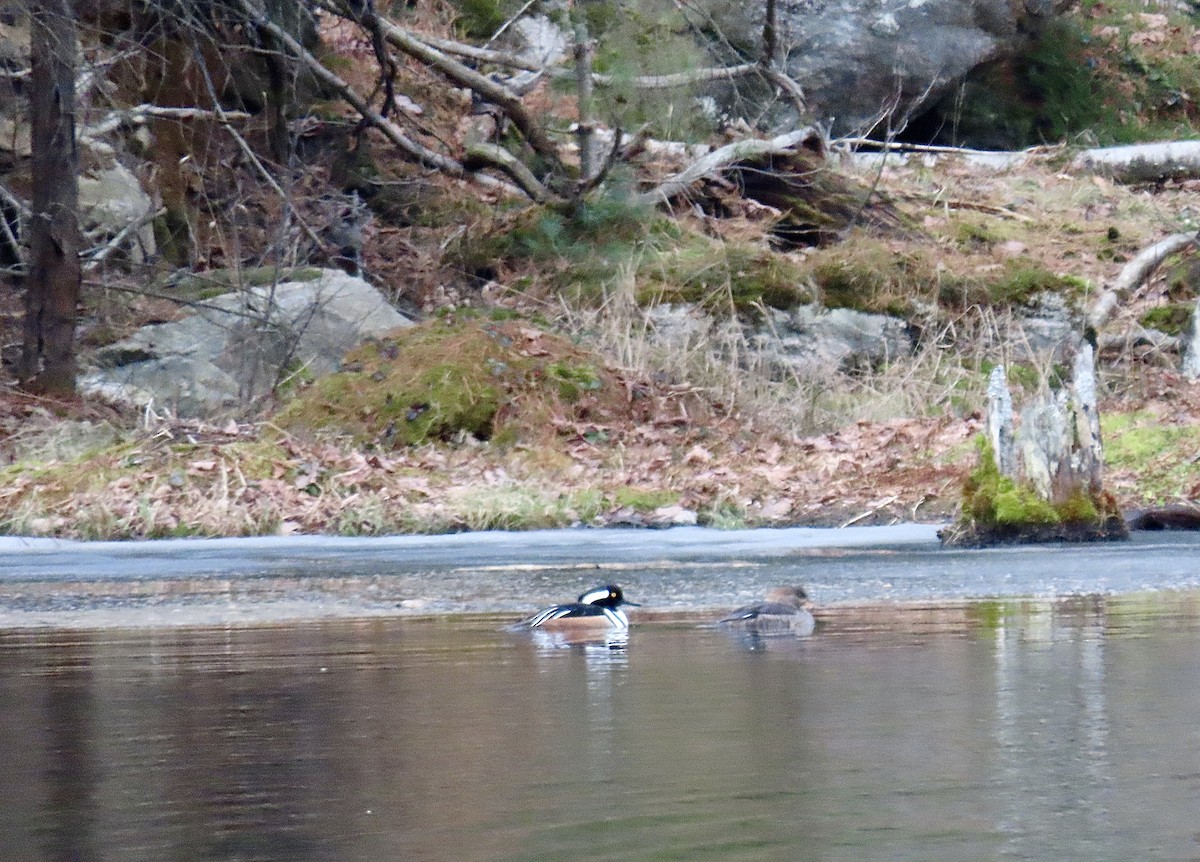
[839,495,900,528]
[82,207,166,272]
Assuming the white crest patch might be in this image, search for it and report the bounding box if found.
[579,587,614,605]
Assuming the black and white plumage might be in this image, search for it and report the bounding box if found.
[517,584,640,631]
[719,585,816,636]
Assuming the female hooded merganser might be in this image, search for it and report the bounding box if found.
[719,585,816,636]
[516,584,640,631]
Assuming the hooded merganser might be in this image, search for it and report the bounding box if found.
[516,584,640,631]
[719,585,816,636]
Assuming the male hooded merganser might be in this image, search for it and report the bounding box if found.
[516,584,640,631]
[719,585,816,636]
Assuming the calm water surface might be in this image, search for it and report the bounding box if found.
[4,598,1200,861]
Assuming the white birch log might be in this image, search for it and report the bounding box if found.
[1070,140,1200,183]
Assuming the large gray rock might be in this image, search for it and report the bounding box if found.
[81,269,413,417]
[752,305,913,375]
[1009,290,1080,361]
[691,0,1073,135]
[79,161,156,262]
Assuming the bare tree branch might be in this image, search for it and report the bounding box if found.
[81,105,254,140]
[463,143,562,203]
[588,62,759,89]
[315,0,565,169]
[0,179,30,219]
[83,207,166,272]
[482,0,540,47]
[1088,232,1199,331]
[407,31,759,88]
[230,0,514,192]
[636,127,821,206]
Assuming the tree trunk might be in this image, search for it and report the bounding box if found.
[22,0,81,396]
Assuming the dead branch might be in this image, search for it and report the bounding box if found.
[835,136,1047,159]
[81,105,254,140]
[83,206,165,272]
[588,63,759,89]
[231,0,514,193]
[414,33,543,70]
[412,30,758,89]
[0,179,26,265]
[890,190,1035,222]
[636,126,821,206]
[357,4,565,168]
[0,179,29,222]
[1088,232,1198,331]
[0,211,21,268]
[348,0,400,118]
[1097,325,1179,356]
[463,143,561,204]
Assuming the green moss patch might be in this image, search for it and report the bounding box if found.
[985,260,1088,306]
[276,317,647,447]
[945,436,1126,546]
[1103,411,1200,502]
[637,239,810,317]
[801,239,939,314]
[1139,304,1193,337]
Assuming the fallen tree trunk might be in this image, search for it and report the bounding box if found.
[1069,140,1200,183]
[635,127,823,206]
[840,138,1200,184]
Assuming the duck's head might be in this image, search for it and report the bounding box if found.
[578,584,640,608]
[764,585,814,610]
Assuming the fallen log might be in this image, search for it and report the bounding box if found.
[1069,140,1200,183]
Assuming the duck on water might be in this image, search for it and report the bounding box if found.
[513,584,640,632]
[718,585,816,637]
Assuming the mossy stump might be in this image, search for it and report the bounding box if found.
[941,344,1128,547]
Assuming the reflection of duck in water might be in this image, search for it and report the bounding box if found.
[719,586,816,637]
[514,584,640,632]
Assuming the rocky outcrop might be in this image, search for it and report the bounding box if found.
[79,161,157,263]
[81,269,413,417]
[647,302,913,377]
[753,305,913,375]
[690,0,1074,135]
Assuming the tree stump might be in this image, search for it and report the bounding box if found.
[940,342,1127,546]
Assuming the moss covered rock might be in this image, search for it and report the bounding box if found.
[276,314,649,447]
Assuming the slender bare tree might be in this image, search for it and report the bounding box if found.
[21,0,81,396]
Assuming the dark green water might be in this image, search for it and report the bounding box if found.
[3,598,1200,861]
